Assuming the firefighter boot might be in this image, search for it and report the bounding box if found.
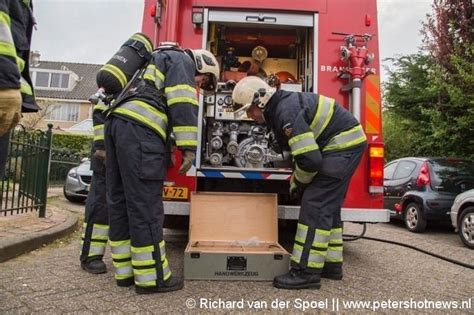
[135,276,184,294]
[321,262,343,280]
[273,268,321,290]
[116,277,134,287]
[81,259,107,274]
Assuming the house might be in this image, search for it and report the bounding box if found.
[23,52,102,134]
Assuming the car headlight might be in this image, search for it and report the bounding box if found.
[68,168,78,179]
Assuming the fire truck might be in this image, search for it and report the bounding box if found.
[141,0,389,223]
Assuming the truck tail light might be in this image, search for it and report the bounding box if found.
[369,143,384,194]
[416,161,430,187]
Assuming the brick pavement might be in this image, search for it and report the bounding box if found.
[0,194,473,313]
[0,216,473,313]
[0,188,78,262]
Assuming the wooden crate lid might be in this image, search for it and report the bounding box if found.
[189,192,278,243]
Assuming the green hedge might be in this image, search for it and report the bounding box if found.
[52,133,93,157]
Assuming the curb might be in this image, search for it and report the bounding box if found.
[0,209,78,263]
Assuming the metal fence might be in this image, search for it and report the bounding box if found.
[49,149,82,186]
[0,124,84,217]
[0,125,52,217]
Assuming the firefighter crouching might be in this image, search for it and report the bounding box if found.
[79,99,110,274]
[232,76,367,290]
[105,47,219,294]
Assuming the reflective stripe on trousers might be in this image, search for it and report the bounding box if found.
[110,239,133,280]
[132,240,171,287]
[327,228,343,263]
[291,224,330,270]
[81,223,109,257]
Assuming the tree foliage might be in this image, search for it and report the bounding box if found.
[383,0,474,161]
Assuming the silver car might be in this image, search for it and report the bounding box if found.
[63,159,93,202]
[451,189,474,249]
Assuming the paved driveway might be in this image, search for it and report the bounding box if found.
[0,197,472,313]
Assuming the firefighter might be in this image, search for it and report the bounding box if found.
[79,99,109,274]
[232,76,367,290]
[0,0,39,178]
[105,47,219,294]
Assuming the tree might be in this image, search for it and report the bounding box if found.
[382,53,439,159]
[421,0,474,159]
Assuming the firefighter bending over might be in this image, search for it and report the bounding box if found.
[105,46,219,294]
[232,76,367,290]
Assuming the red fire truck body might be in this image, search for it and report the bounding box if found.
[141,0,388,222]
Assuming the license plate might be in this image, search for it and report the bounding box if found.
[163,186,188,200]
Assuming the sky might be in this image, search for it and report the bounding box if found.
[30,0,434,83]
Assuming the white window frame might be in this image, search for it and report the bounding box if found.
[31,69,78,91]
[44,102,81,122]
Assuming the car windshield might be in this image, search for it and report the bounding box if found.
[430,159,474,193]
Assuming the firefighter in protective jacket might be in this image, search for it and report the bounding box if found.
[105,47,219,294]
[0,0,39,178]
[79,99,109,274]
[232,76,367,290]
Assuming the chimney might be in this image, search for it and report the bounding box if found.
[30,51,40,67]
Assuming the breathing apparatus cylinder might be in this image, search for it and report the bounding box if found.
[96,33,153,95]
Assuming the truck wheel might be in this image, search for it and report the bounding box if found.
[458,207,474,249]
[404,203,427,233]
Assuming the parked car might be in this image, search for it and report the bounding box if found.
[451,189,474,249]
[384,157,474,232]
[63,159,92,202]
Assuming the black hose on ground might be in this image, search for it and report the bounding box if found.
[343,223,474,270]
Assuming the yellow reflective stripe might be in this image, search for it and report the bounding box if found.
[165,84,197,94]
[109,239,130,247]
[144,64,165,90]
[313,229,330,248]
[167,97,198,106]
[294,163,317,184]
[0,11,11,26]
[323,124,367,152]
[94,125,104,141]
[101,64,127,88]
[16,56,25,72]
[113,100,168,139]
[310,95,335,138]
[294,223,308,244]
[326,247,343,262]
[173,126,198,147]
[110,239,131,259]
[288,132,318,156]
[308,248,326,268]
[316,229,331,236]
[165,85,198,106]
[132,259,156,267]
[163,258,171,280]
[131,245,154,253]
[94,104,108,112]
[0,42,16,58]
[20,80,33,96]
[113,260,132,268]
[130,33,153,53]
[291,243,303,263]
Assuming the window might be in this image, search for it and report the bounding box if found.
[393,161,417,180]
[384,162,397,180]
[45,103,80,122]
[32,70,73,90]
[35,72,50,87]
[430,159,474,193]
